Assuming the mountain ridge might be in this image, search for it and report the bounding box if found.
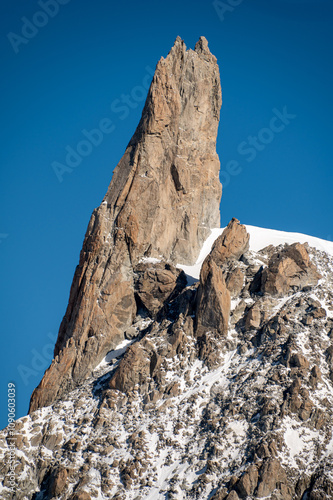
[179,225,333,282]
[1,223,332,499]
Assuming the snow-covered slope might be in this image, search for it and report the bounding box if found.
[178,225,333,281]
[246,225,333,256]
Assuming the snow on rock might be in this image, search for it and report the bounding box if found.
[177,228,223,282]
[246,224,333,256]
[178,224,333,283]
[0,224,333,499]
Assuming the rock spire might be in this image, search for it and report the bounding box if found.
[29,36,222,412]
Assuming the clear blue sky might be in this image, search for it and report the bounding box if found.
[1,0,332,429]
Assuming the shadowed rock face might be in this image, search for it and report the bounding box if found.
[29,36,222,413]
[196,258,231,337]
[134,261,187,318]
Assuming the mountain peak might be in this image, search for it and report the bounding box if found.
[5,36,331,500]
[29,37,222,413]
[173,35,185,47]
[195,35,210,54]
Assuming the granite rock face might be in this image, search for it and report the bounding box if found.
[29,36,222,413]
[195,219,249,338]
[134,261,187,318]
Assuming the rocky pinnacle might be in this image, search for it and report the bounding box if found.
[29,36,222,412]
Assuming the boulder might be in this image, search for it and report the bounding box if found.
[211,488,228,500]
[48,467,68,497]
[109,343,152,394]
[245,303,262,330]
[226,491,240,500]
[209,218,250,267]
[134,261,187,317]
[236,465,258,497]
[69,493,91,500]
[261,243,321,297]
[256,459,288,498]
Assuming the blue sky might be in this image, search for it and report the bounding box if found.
[1,0,332,429]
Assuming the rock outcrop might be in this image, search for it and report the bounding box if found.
[195,259,231,337]
[195,219,249,338]
[29,36,222,412]
[134,261,187,318]
[208,217,250,267]
[261,242,321,296]
[1,34,332,500]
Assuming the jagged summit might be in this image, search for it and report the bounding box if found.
[2,37,333,500]
[29,37,222,413]
[194,36,214,57]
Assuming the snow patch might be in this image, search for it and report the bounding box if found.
[95,339,133,371]
[177,228,223,281]
[139,256,162,264]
